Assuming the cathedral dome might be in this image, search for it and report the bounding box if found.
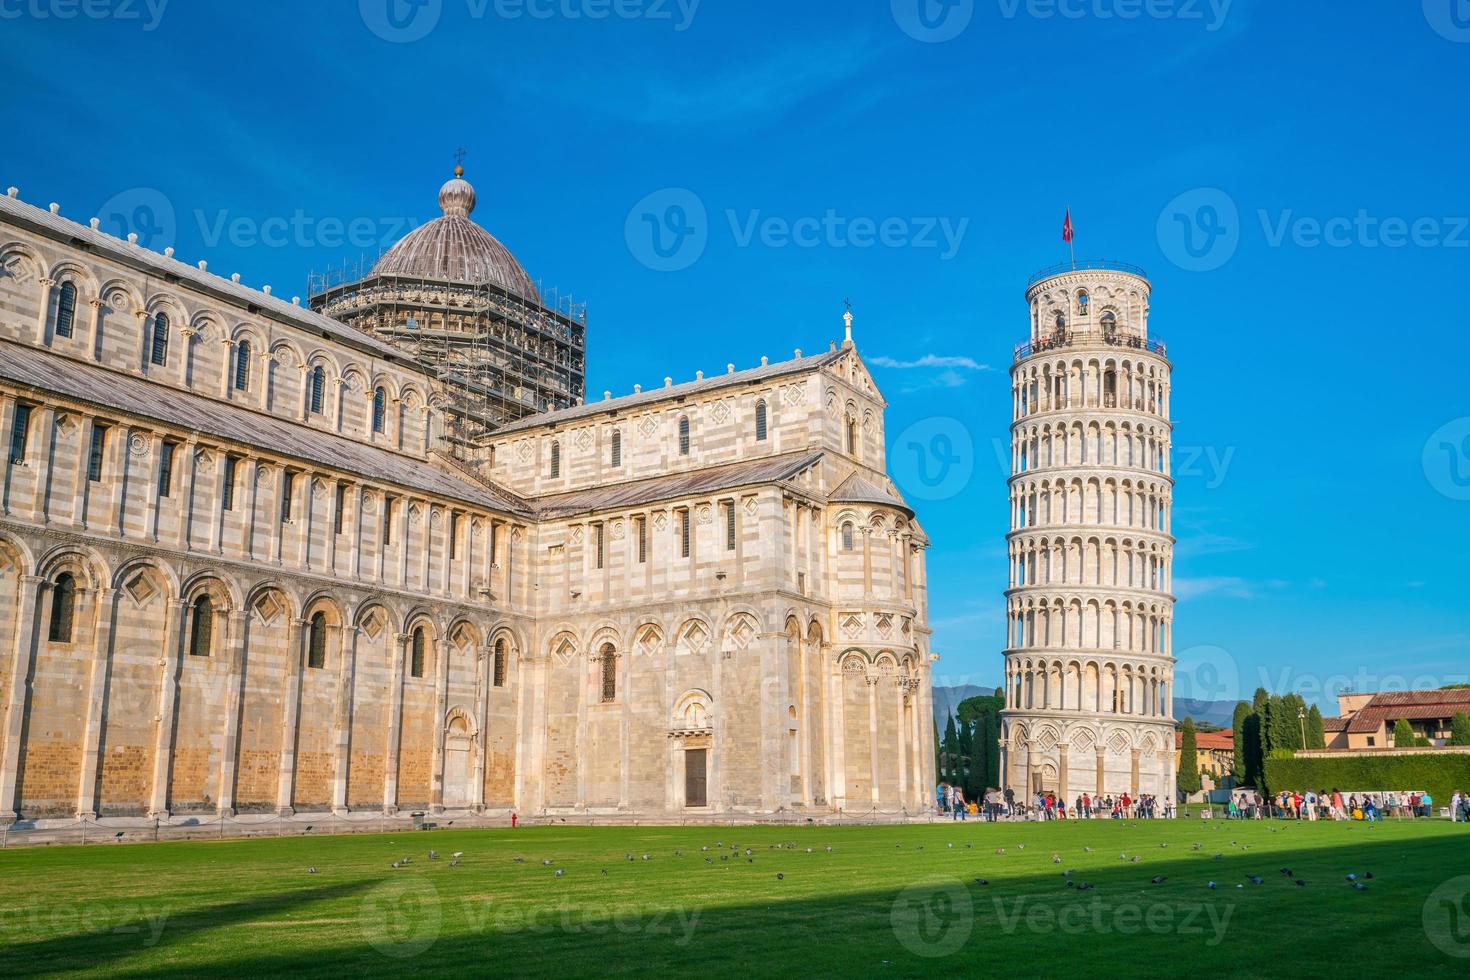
[372,166,540,302]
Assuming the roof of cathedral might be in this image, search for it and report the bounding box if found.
[829,471,913,517]
[369,167,540,302]
[534,450,824,519]
[0,192,410,364]
[0,340,531,516]
[493,348,849,436]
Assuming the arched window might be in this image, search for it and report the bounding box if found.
[549,440,561,478]
[48,572,77,643]
[411,626,426,678]
[678,416,690,456]
[845,418,857,455]
[493,638,507,687]
[600,643,617,703]
[610,430,621,467]
[1101,311,1117,337]
[150,312,170,366]
[234,340,251,391]
[1077,290,1089,315]
[308,611,327,669]
[755,400,767,441]
[309,366,326,414]
[1053,312,1065,334]
[189,595,214,657]
[54,281,77,338]
[372,387,386,433]
[841,522,854,551]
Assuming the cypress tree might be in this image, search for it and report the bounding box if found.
[956,715,974,796]
[1231,702,1250,779]
[1178,717,1202,796]
[1393,717,1415,747]
[942,714,959,781]
[1306,705,1327,749]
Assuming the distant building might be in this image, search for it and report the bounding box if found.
[1321,689,1470,750]
[1175,728,1233,782]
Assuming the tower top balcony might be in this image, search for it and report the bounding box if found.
[1023,259,1154,353]
[1025,259,1149,289]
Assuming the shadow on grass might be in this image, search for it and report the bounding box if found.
[3,880,377,976]
[5,824,1467,979]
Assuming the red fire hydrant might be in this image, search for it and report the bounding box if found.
[511,812,518,829]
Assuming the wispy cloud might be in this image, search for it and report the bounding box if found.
[869,354,989,371]
[870,352,990,392]
[1174,576,1284,600]
[512,36,890,129]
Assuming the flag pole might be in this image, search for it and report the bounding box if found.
[1068,205,1076,269]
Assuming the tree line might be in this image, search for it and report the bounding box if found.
[936,689,1003,799]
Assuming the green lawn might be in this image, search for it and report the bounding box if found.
[2,818,1467,977]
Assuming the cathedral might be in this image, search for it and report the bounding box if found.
[0,168,935,825]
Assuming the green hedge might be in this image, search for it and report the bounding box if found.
[1264,753,1470,805]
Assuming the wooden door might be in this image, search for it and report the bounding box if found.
[684,748,707,807]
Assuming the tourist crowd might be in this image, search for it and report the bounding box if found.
[935,784,1174,821]
[933,785,1470,822]
[1225,789,1470,821]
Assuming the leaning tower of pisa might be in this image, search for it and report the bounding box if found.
[1000,261,1177,805]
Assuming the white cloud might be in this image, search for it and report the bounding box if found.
[869,354,989,371]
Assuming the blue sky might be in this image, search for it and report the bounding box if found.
[4,0,1468,712]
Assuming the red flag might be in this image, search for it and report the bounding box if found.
[1062,209,1074,244]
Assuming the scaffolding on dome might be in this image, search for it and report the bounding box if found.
[307,261,587,461]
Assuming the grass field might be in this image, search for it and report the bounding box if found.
[2,818,1467,977]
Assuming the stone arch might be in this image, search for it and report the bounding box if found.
[36,543,107,591]
[0,240,44,281]
[722,609,761,651]
[674,617,713,655]
[673,689,713,730]
[47,257,99,295]
[444,704,478,738]
[548,629,579,665]
[629,620,663,658]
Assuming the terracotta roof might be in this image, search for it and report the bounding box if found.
[493,349,848,436]
[1321,716,1349,732]
[0,193,411,364]
[830,471,913,516]
[0,340,529,515]
[1176,729,1234,751]
[1345,688,1470,734]
[533,450,823,519]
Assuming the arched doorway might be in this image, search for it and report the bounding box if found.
[442,709,476,808]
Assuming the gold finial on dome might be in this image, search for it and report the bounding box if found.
[453,145,467,178]
[454,163,464,177]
